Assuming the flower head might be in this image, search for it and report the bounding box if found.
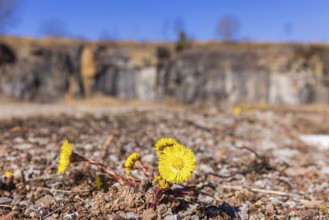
[234,106,242,116]
[58,140,73,174]
[153,175,170,189]
[155,137,179,154]
[158,144,197,184]
[124,152,141,173]
[5,171,13,178]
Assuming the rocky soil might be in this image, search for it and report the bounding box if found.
[0,103,329,219]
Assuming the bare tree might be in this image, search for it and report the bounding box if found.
[0,0,18,32]
[173,17,185,36]
[39,19,69,37]
[216,16,240,42]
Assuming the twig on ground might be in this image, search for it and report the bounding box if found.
[234,145,261,159]
[75,196,88,205]
[220,185,289,196]
[199,182,289,196]
[31,186,91,193]
[41,204,70,220]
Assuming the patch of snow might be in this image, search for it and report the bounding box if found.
[300,134,329,150]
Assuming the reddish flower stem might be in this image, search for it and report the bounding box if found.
[135,161,153,180]
[84,157,127,185]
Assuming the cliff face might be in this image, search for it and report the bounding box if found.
[1,37,329,104]
[164,44,329,104]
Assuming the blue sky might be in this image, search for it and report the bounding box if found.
[5,0,329,42]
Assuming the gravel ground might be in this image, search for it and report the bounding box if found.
[0,103,329,219]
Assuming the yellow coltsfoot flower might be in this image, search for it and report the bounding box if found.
[234,106,242,116]
[158,144,197,184]
[155,137,179,154]
[153,175,170,189]
[5,171,13,178]
[124,152,141,173]
[58,140,73,174]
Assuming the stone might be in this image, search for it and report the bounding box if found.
[1,39,329,104]
[35,195,53,208]
[164,215,182,220]
[0,197,12,204]
[0,211,18,220]
[13,170,24,182]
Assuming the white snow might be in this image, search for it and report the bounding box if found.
[300,134,329,150]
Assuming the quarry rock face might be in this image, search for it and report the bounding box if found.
[0,43,82,101]
[0,37,329,104]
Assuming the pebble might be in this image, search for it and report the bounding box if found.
[269,197,281,205]
[126,212,139,219]
[203,196,214,203]
[35,195,53,208]
[142,153,154,163]
[65,212,78,220]
[14,169,24,182]
[119,211,138,219]
[29,211,37,218]
[18,200,30,207]
[320,166,329,175]
[266,204,275,215]
[11,197,22,205]
[199,164,214,173]
[239,203,249,220]
[0,211,18,220]
[84,144,93,151]
[191,215,199,220]
[164,214,182,220]
[14,137,24,143]
[0,197,12,204]
[164,208,173,216]
[285,201,296,208]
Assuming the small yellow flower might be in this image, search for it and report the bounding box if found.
[155,137,179,154]
[5,171,13,178]
[153,175,170,189]
[234,106,242,116]
[58,140,73,174]
[321,204,329,217]
[158,144,197,184]
[124,152,141,173]
[95,174,103,190]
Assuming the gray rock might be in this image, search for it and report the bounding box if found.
[199,164,214,173]
[35,195,53,208]
[0,197,12,204]
[191,215,200,220]
[164,215,182,220]
[142,153,155,163]
[126,212,139,219]
[120,211,138,219]
[2,41,329,104]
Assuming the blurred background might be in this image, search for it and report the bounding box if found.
[1,0,329,105]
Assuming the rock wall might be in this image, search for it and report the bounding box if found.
[1,37,329,104]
